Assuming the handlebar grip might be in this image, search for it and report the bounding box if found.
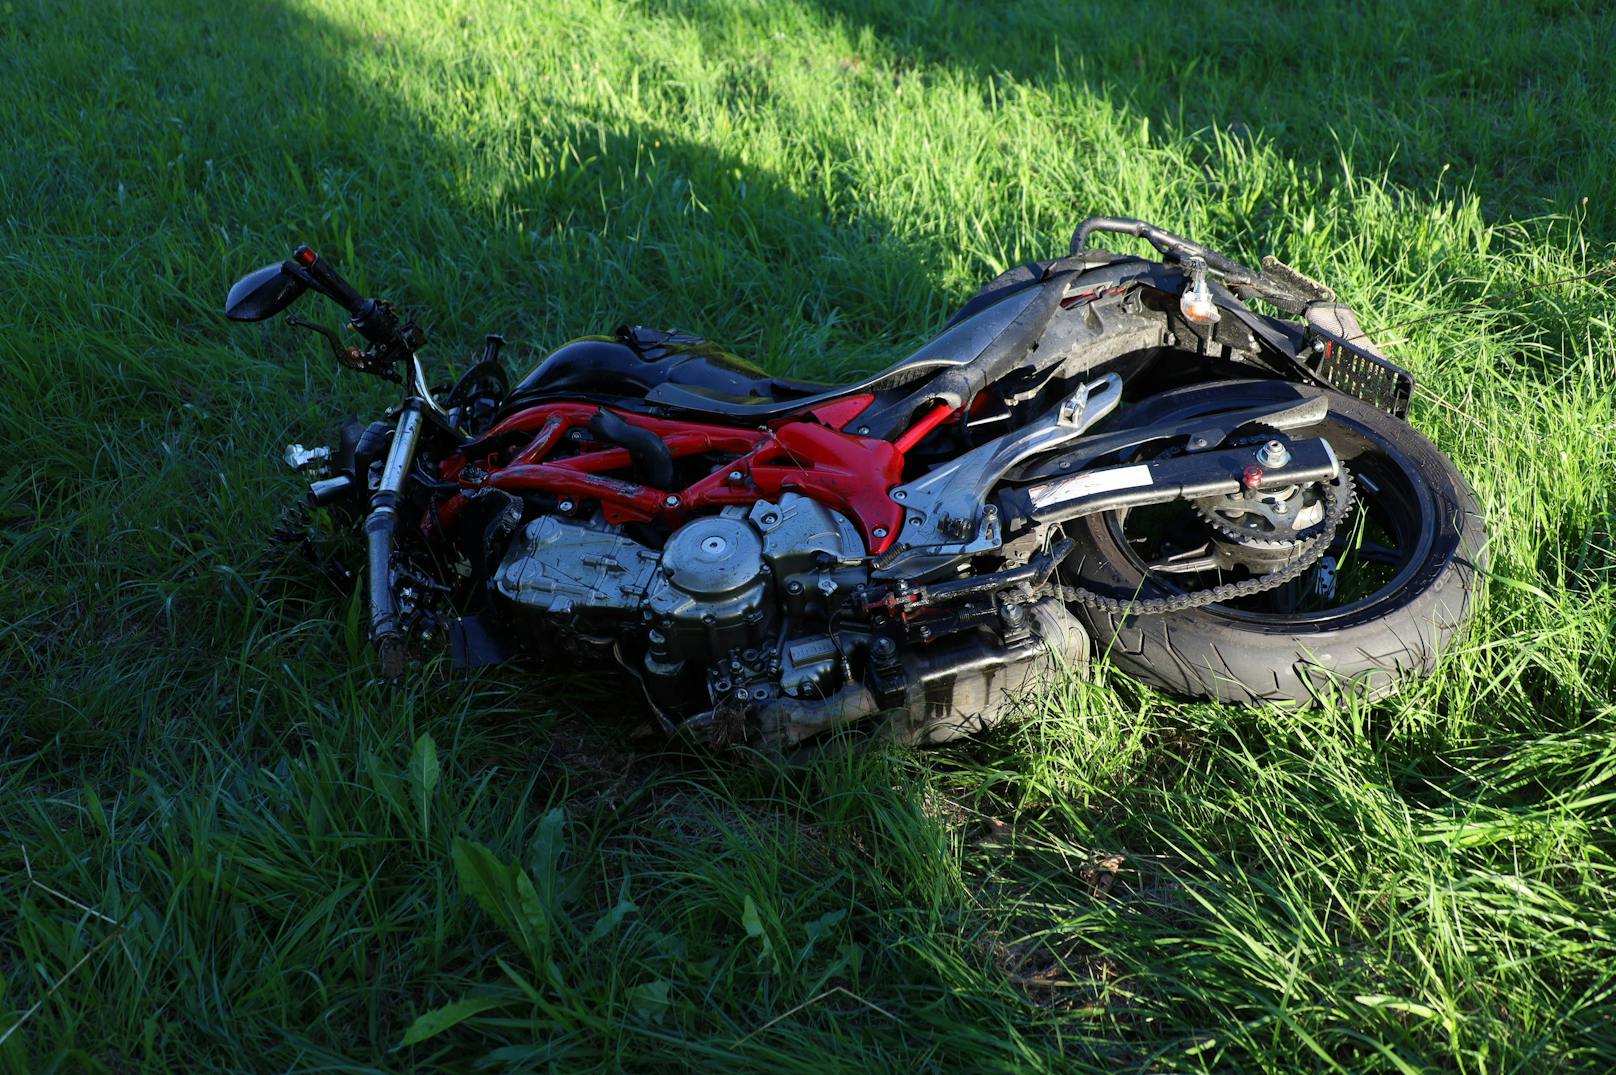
[292,245,366,316]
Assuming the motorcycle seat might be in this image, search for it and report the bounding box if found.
[509,277,1054,424]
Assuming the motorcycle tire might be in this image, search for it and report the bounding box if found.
[1059,380,1486,705]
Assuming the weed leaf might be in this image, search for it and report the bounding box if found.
[630,980,671,1024]
[452,838,515,924]
[514,867,552,955]
[839,943,865,979]
[396,995,511,1048]
[741,894,774,964]
[585,893,638,946]
[408,733,439,840]
[806,909,846,942]
[529,807,566,904]
[741,894,765,939]
[796,908,848,965]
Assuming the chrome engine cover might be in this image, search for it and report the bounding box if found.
[645,515,769,661]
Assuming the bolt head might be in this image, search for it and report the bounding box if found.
[1256,439,1292,468]
[728,470,743,481]
[664,494,681,507]
[872,527,888,539]
[558,499,575,512]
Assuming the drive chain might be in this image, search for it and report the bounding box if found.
[1060,470,1356,616]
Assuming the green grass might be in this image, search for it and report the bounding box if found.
[3,0,1615,1069]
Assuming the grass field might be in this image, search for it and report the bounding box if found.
[4,0,1616,1070]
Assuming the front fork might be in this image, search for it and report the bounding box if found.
[366,398,428,675]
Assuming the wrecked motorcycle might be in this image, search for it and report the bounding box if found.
[227,217,1484,750]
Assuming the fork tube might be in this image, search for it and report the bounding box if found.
[367,401,425,673]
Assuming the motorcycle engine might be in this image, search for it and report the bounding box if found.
[489,490,1085,749]
[491,493,865,709]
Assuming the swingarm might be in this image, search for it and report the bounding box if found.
[997,436,1340,528]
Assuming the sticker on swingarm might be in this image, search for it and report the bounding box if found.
[1025,464,1153,509]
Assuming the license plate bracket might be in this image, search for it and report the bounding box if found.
[1301,329,1414,418]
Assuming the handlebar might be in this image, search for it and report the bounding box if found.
[292,245,365,316]
[289,245,415,354]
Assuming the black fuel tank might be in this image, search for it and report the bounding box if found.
[511,326,830,405]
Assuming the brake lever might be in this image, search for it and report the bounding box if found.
[287,315,402,383]
[287,315,360,366]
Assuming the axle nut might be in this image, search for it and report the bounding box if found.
[1256,439,1291,468]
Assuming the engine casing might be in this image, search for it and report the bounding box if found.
[491,494,864,676]
[488,492,1087,744]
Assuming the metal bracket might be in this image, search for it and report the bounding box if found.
[876,374,1121,573]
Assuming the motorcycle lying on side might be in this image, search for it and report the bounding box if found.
[227,217,1485,751]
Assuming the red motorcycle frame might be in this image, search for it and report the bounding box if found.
[434,394,957,555]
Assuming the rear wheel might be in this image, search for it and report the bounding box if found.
[1060,380,1485,705]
